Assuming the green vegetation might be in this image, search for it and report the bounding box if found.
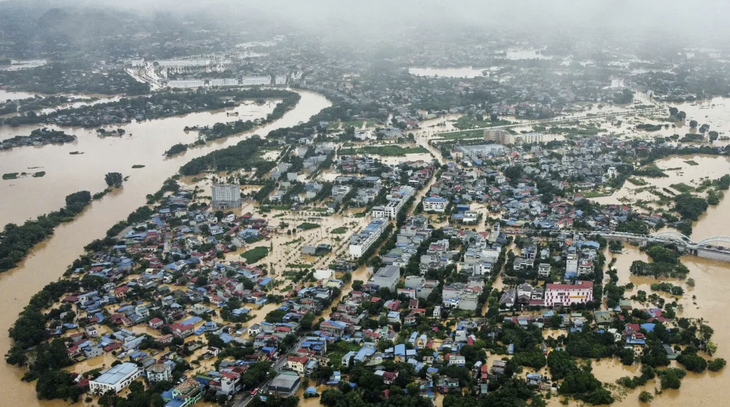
[658,368,686,389]
[674,194,708,221]
[684,160,699,166]
[131,164,145,169]
[240,247,269,264]
[627,178,648,186]
[0,64,149,101]
[676,351,707,373]
[631,244,689,278]
[633,165,667,178]
[165,143,188,157]
[331,227,348,234]
[670,183,694,193]
[454,114,512,130]
[0,190,92,272]
[679,133,704,142]
[650,282,684,296]
[191,91,300,142]
[339,145,429,156]
[33,171,46,177]
[708,358,727,372]
[297,222,321,231]
[2,172,18,180]
[104,172,123,188]
[636,123,663,131]
[639,391,654,402]
[0,128,76,147]
[180,136,272,176]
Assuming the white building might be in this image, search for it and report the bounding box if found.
[423,196,448,213]
[146,363,172,383]
[544,281,593,307]
[241,76,272,86]
[349,219,388,259]
[371,186,415,220]
[167,80,205,89]
[274,75,287,85]
[89,363,142,395]
[369,265,400,291]
[538,263,551,278]
[211,184,242,210]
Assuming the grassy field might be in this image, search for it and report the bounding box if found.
[2,173,18,180]
[454,115,512,130]
[32,171,46,178]
[339,145,429,156]
[670,183,694,193]
[298,222,321,231]
[627,178,648,186]
[582,190,614,198]
[240,247,269,264]
[331,227,348,234]
[684,160,699,166]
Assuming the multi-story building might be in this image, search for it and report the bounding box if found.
[544,281,594,307]
[423,196,448,213]
[369,265,400,291]
[240,76,272,86]
[349,219,388,259]
[577,259,594,276]
[372,186,415,219]
[211,184,242,210]
[146,363,172,383]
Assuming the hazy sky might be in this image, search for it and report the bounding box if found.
[10,0,730,46]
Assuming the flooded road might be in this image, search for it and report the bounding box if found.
[0,89,330,407]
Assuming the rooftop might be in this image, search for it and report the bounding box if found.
[93,363,139,385]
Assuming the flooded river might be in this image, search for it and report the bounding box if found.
[0,89,330,407]
[0,91,327,225]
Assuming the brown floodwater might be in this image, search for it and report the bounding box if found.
[0,89,330,407]
[0,93,329,225]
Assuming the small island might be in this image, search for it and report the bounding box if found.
[0,128,76,150]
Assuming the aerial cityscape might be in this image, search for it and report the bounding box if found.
[1,1,730,407]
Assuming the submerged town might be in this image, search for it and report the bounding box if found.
[1,3,730,407]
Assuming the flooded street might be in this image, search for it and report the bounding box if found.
[0,89,330,407]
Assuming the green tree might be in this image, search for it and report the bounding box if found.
[639,391,653,402]
[105,172,123,188]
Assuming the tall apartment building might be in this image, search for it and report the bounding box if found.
[371,186,415,219]
[349,219,388,259]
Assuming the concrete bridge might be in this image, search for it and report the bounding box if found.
[596,231,730,262]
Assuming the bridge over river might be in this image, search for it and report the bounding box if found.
[592,231,730,262]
